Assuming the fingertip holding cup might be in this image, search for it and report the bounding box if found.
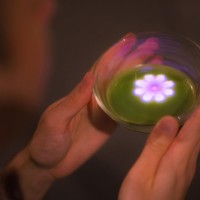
[93,32,200,133]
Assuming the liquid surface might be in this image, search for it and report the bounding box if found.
[106,64,196,125]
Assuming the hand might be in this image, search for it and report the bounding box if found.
[2,33,139,200]
[2,70,116,200]
[27,32,158,178]
[119,108,200,200]
[28,70,116,178]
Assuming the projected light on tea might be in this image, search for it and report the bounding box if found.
[106,65,196,126]
[133,74,175,103]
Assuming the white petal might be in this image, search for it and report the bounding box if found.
[142,92,153,102]
[163,89,174,96]
[156,74,166,82]
[133,88,146,96]
[144,74,155,82]
[135,80,147,87]
[155,93,165,102]
[163,81,175,88]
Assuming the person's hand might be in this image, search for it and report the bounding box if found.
[1,69,116,200]
[29,70,117,177]
[119,108,200,200]
[3,33,134,198]
[26,32,160,178]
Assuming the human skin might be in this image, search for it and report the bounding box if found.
[3,74,200,200]
[0,70,116,200]
[119,108,200,200]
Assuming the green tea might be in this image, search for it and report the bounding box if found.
[106,64,196,125]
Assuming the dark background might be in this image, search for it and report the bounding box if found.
[9,0,200,199]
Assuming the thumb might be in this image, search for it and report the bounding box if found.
[130,116,179,179]
[52,71,94,120]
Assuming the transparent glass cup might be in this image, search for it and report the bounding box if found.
[93,32,200,132]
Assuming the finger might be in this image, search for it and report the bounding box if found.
[178,107,200,145]
[130,116,179,179]
[51,71,94,120]
[119,37,159,70]
[94,33,136,76]
[147,55,163,65]
[169,107,200,160]
[155,108,200,190]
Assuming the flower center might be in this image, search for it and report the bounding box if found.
[150,84,161,92]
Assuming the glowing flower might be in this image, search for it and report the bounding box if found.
[133,74,175,103]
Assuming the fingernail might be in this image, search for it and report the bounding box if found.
[158,116,178,136]
[160,121,173,133]
[120,32,135,42]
